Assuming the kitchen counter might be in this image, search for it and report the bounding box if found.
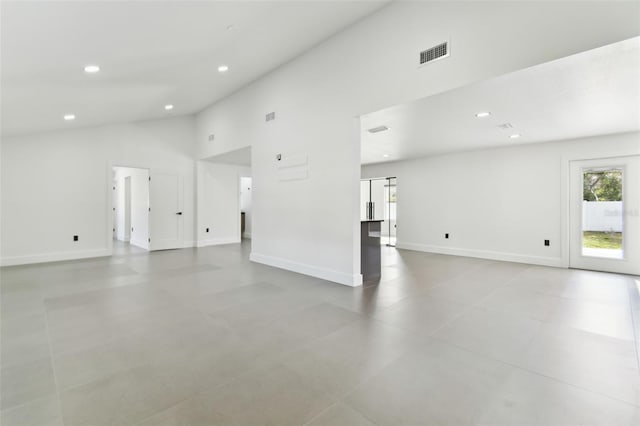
[361,220,382,282]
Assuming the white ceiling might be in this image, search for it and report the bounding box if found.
[1,0,388,137]
[361,37,640,165]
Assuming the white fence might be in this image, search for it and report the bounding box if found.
[582,201,622,232]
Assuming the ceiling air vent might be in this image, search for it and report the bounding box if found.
[497,123,514,130]
[208,134,215,141]
[368,125,390,134]
[420,41,449,65]
[266,112,276,122]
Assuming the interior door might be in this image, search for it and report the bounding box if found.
[149,171,183,250]
[124,176,131,241]
[569,156,640,275]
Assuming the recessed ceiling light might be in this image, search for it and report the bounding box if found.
[475,112,491,118]
[382,154,390,158]
[164,104,174,111]
[63,114,75,121]
[510,134,521,139]
[218,65,229,73]
[84,65,100,73]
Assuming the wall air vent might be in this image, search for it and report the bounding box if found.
[420,41,449,65]
[208,134,215,141]
[367,125,390,134]
[266,112,276,122]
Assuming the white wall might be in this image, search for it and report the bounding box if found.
[196,161,250,247]
[240,176,252,238]
[195,1,639,285]
[362,132,640,267]
[114,167,150,249]
[1,116,196,266]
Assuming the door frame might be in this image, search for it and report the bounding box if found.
[107,162,151,255]
[561,152,639,272]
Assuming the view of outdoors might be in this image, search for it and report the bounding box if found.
[384,180,397,246]
[582,169,623,258]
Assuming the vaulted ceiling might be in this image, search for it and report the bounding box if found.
[1,0,388,137]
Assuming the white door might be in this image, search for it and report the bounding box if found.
[149,171,183,250]
[569,156,640,275]
[124,176,131,241]
[112,179,117,238]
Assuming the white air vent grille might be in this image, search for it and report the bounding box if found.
[497,123,514,130]
[368,125,389,134]
[266,112,276,122]
[420,42,449,65]
[208,134,215,141]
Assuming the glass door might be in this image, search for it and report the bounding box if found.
[386,178,397,246]
[569,156,640,275]
[361,177,397,246]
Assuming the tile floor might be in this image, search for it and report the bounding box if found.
[1,240,639,425]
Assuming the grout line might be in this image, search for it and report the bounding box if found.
[43,306,65,425]
[428,332,640,409]
[301,402,339,426]
[625,280,640,371]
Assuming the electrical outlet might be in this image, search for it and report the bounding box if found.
[206,228,210,233]
[73,235,78,242]
[445,233,449,239]
[544,239,550,246]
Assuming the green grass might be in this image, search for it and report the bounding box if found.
[583,231,622,250]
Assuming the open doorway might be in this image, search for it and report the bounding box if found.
[198,147,252,251]
[240,176,252,240]
[112,166,150,255]
[361,177,396,247]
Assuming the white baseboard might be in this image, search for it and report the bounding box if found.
[1,248,112,267]
[250,252,362,287]
[130,238,149,250]
[396,241,565,268]
[242,232,252,239]
[196,237,240,248]
[182,240,196,248]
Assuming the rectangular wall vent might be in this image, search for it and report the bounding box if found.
[420,41,449,65]
[208,134,215,141]
[367,125,389,134]
[266,112,276,122]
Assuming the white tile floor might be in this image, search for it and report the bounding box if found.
[1,241,639,425]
